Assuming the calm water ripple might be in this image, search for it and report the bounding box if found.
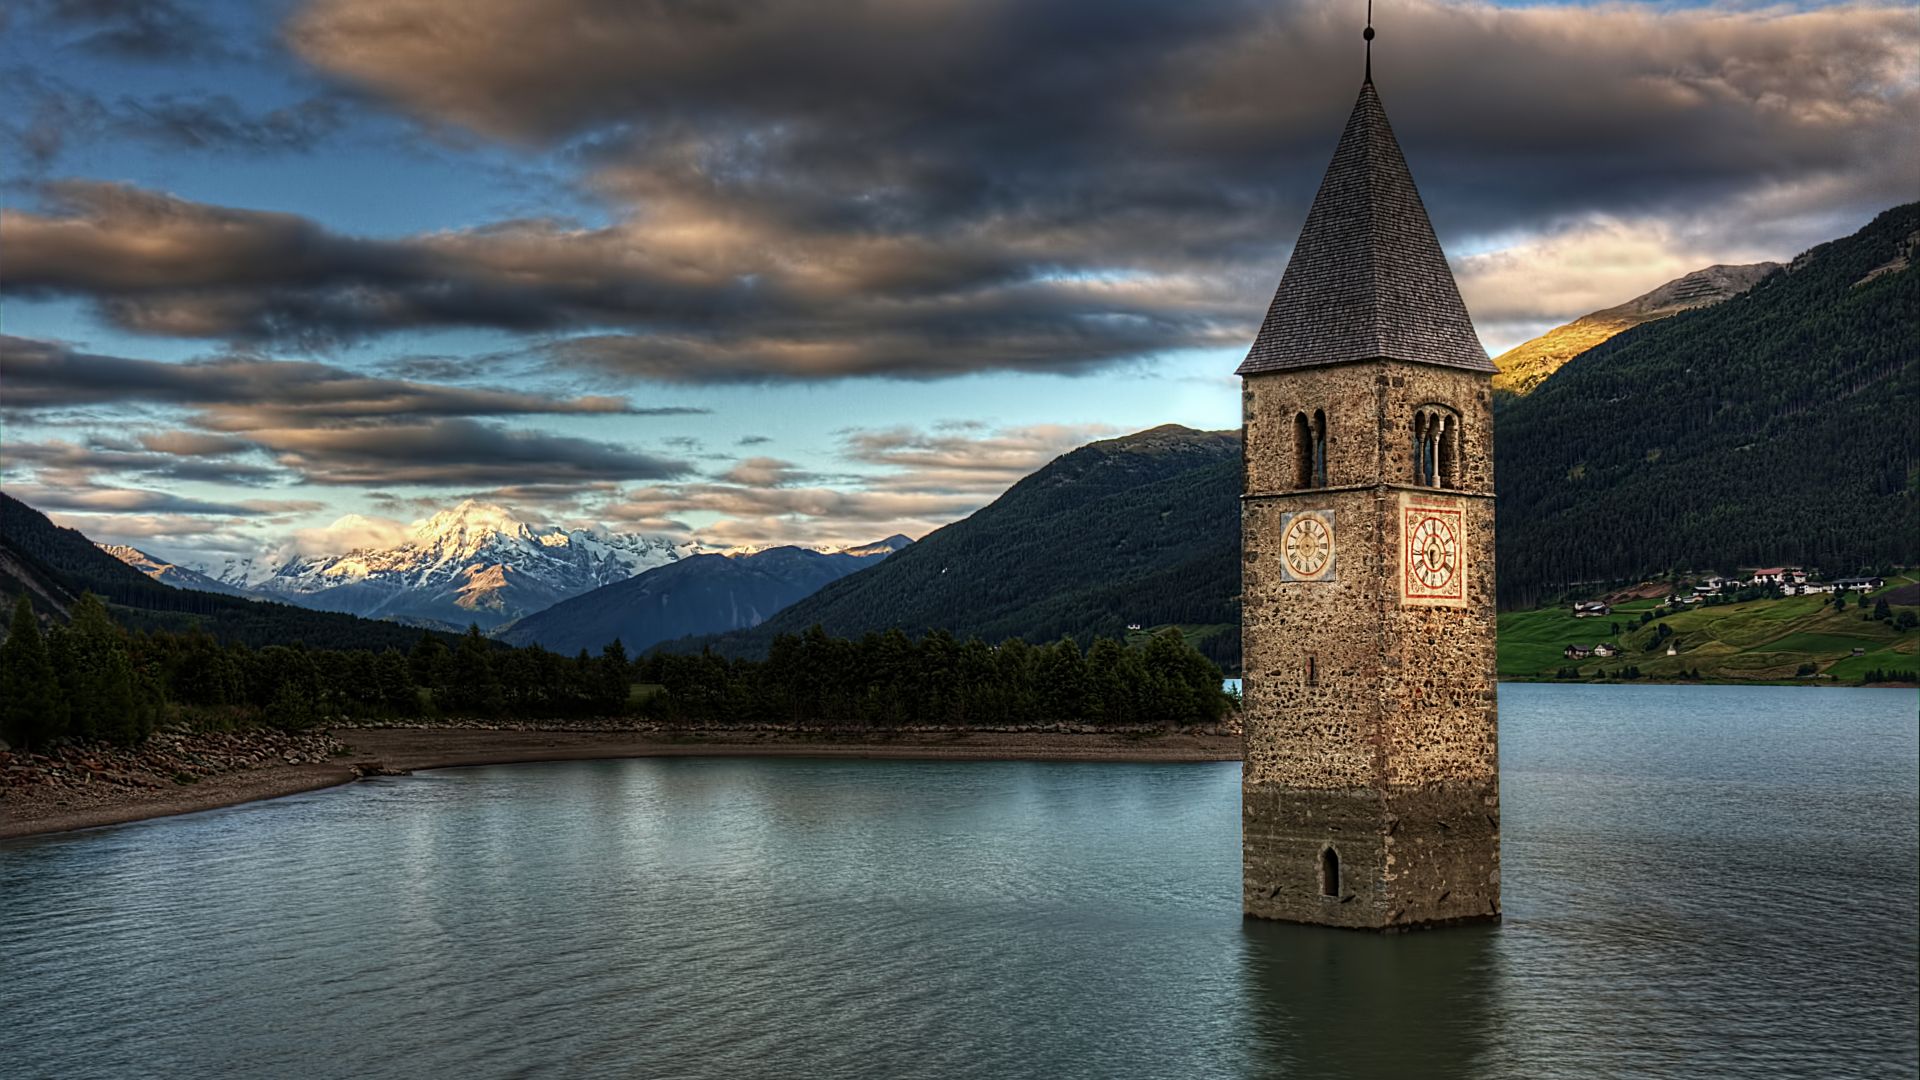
[2,684,1915,1079]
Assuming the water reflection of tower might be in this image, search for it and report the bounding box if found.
[1239,919,1500,1078]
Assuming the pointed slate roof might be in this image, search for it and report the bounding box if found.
[1238,80,1493,375]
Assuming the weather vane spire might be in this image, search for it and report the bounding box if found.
[1364,0,1375,83]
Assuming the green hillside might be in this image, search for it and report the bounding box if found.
[1494,203,1920,608]
[686,425,1243,670]
[0,492,457,651]
[1499,576,1919,683]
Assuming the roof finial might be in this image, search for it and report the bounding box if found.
[1363,0,1375,84]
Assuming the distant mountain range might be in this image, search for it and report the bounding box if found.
[1492,262,1779,396]
[682,425,1242,668]
[100,544,251,596]
[498,537,911,655]
[204,501,695,630]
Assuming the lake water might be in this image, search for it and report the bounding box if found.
[2,684,1915,1078]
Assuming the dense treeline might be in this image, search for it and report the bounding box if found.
[0,492,460,651]
[1493,203,1920,608]
[642,625,1231,728]
[0,595,1230,751]
[0,595,633,750]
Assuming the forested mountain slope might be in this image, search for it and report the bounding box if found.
[689,426,1242,668]
[1494,203,1919,607]
[1491,262,1778,396]
[0,492,457,649]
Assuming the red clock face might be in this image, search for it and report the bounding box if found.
[1410,515,1457,589]
[1402,502,1466,605]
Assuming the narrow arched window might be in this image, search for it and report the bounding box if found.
[1412,412,1429,485]
[1320,846,1340,897]
[1293,412,1312,489]
[1312,410,1328,488]
[1413,406,1461,488]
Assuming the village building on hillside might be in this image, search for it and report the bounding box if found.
[1572,601,1612,618]
[1564,642,1620,660]
[1684,567,1878,599]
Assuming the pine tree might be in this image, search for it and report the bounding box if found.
[597,638,631,714]
[52,593,140,742]
[375,649,418,714]
[1,597,61,749]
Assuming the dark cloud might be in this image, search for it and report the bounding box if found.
[0,334,699,423]
[1,335,703,492]
[260,419,693,487]
[0,68,352,170]
[26,0,234,62]
[735,435,772,446]
[120,94,346,154]
[3,481,312,517]
[288,0,1917,246]
[3,436,285,487]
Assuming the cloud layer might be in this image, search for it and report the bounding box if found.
[0,335,697,515]
[0,0,1906,378]
[600,422,1115,549]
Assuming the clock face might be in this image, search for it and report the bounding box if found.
[1401,499,1467,605]
[1410,516,1457,589]
[1279,510,1336,582]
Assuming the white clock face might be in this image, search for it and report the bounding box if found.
[1279,510,1335,582]
[1283,515,1332,578]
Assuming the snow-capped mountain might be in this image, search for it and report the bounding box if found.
[221,501,699,630]
[99,544,253,596]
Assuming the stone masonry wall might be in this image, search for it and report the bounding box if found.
[1242,359,1499,929]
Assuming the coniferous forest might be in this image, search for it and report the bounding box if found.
[1492,203,1920,607]
[0,594,1231,752]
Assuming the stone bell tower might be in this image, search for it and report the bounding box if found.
[1239,29,1500,930]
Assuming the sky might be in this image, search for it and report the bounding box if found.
[2,0,1914,566]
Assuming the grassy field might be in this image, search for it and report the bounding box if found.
[1125,623,1235,652]
[1497,574,1919,684]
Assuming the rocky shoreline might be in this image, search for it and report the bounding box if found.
[1,723,1243,841]
[0,727,357,840]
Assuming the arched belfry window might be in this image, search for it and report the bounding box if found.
[1413,406,1462,489]
[1320,845,1340,898]
[1312,410,1329,488]
[1293,412,1313,490]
